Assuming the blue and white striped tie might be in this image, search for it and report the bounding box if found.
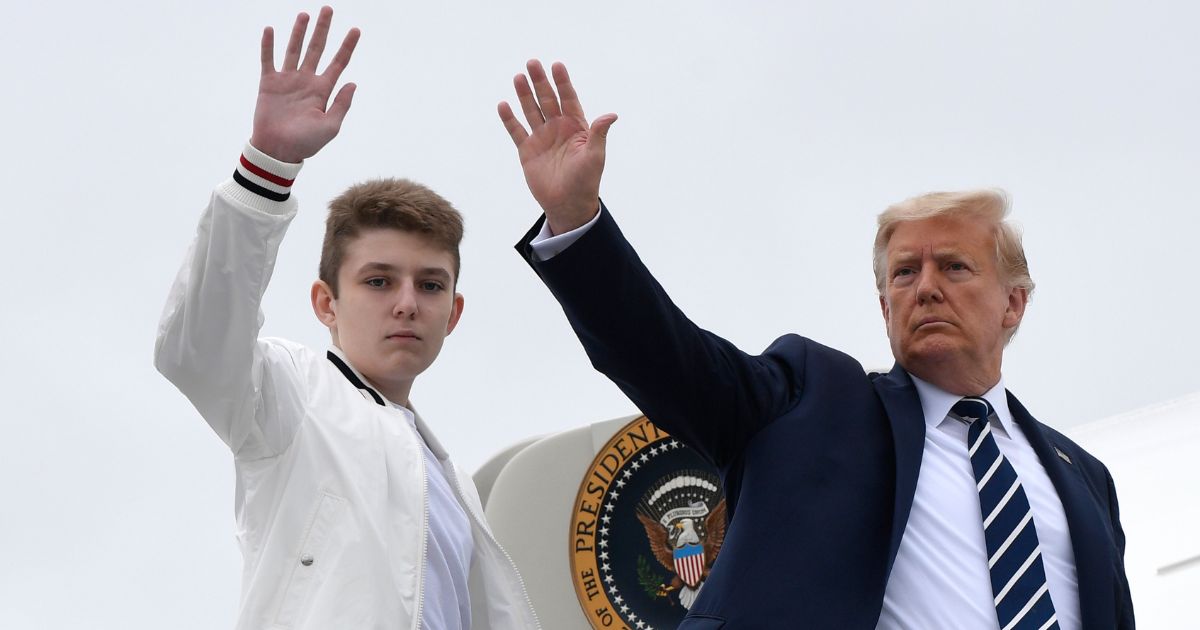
[952,397,1059,630]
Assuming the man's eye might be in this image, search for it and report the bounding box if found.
[890,268,916,286]
[366,277,388,288]
[420,281,445,292]
[947,262,968,271]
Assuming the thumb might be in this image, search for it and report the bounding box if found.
[328,82,357,125]
[588,113,618,151]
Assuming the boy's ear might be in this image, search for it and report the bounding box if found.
[445,292,465,335]
[311,280,338,329]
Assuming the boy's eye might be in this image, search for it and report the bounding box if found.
[420,281,445,292]
[366,277,388,288]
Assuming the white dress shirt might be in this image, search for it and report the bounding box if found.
[877,376,1080,629]
[531,211,1082,628]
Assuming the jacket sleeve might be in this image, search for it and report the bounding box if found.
[515,204,807,467]
[154,145,308,460]
[1106,467,1136,629]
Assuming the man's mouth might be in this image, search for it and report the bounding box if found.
[387,332,420,341]
[914,318,951,331]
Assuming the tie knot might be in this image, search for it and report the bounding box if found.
[950,397,994,426]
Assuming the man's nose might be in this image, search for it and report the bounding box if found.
[915,264,944,305]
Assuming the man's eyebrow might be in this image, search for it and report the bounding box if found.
[888,247,977,261]
[888,249,921,263]
[931,247,978,262]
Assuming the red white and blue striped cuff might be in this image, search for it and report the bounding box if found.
[232,143,303,202]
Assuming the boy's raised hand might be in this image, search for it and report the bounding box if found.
[250,6,360,164]
[498,61,617,235]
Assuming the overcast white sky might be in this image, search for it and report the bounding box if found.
[2,1,1197,627]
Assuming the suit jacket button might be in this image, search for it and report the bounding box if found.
[300,554,314,566]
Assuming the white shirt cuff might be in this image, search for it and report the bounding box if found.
[528,209,602,261]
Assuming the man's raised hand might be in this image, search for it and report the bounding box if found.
[250,6,360,164]
[498,61,617,235]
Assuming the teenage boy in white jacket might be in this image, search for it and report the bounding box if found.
[154,7,538,629]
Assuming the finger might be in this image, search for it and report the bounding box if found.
[588,113,618,153]
[551,62,586,120]
[327,82,357,127]
[497,101,530,147]
[322,27,361,84]
[282,11,310,70]
[300,6,333,73]
[526,59,562,119]
[260,26,275,75]
[514,74,544,129]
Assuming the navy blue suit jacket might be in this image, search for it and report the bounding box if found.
[517,205,1134,629]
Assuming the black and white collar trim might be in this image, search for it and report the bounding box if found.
[326,350,385,406]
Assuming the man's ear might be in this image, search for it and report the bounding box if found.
[311,280,338,329]
[879,294,891,327]
[445,292,465,335]
[1002,286,1028,330]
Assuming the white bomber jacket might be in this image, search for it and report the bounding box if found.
[154,145,540,630]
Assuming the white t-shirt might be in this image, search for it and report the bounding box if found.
[393,404,474,629]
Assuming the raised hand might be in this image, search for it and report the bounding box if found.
[498,61,617,235]
[250,6,360,163]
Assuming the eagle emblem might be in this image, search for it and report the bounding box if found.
[636,472,727,609]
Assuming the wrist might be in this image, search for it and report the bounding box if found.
[248,134,307,165]
[545,199,601,236]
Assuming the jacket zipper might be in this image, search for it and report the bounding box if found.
[447,467,543,630]
[415,440,429,630]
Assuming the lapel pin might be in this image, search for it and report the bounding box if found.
[1054,446,1072,464]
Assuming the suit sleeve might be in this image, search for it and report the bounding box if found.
[1105,468,1136,629]
[515,204,807,466]
[154,146,308,460]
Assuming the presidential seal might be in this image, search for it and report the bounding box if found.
[570,416,726,630]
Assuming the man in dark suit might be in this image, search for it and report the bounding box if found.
[497,60,1134,629]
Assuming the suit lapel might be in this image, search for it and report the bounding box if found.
[872,365,926,575]
[1007,393,1116,630]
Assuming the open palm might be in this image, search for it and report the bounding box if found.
[250,6,360,164]
[499,61,617,235]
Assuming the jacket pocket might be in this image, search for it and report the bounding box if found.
[678,614,726,629]
[273,492,347,628]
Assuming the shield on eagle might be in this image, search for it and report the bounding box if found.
[673,543,705,588]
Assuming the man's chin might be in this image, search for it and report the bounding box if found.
[900,338,962,370]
